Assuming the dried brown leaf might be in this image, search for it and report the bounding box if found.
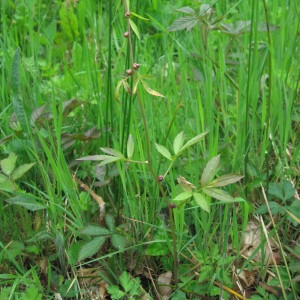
[157,271,172,299]
[177,176,196,193]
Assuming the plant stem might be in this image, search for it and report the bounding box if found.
[262,0,272,195]
[122,0,179,287]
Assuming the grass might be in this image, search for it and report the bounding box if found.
[0,0,299,299]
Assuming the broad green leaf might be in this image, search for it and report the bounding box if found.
[107,285,125,299]
[199,4,213,17]
[11,162,36,180]
[282,180,295,200]
[203,187,234,202]
[255,202,283,215]
[168,16,199,32]
[193,192,209,213]
[0,172,17,192]
[129,19,140,39]
[0,173,10,182]
[210,197,247,205]
[77,154,116,161]
[198,266,211,283]
[141,80,165,97]
[268,182,283,200]
[0,288,12,299]
[179,131,208,154]
[111,234,126,251]
[59,2,79,41]
[176,6,195,15]
[80,225,110,236]
[130,12,149,21]
[146,242,169,256]
[155,143,172,160]
[0,176,16,191]
[6,196,46,211]
[60,279,78,298]
[127,134,134,158]
[173,191,193,202]
[22,285,42,300]
[268,181,295,202]
[77,236,106,261]
[1,153,17,176]
[4,240,24,260]
[120,271,134,293]
[77,155,122,167]
[210,174,243,187]
[67,241,84,265]
[173,131,185,155]
[100,147,124,158]
[44,20,57,43]
[98,156,122,167]
[200,155,220,187]
[24,245,39,254]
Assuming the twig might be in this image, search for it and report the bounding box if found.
[72,174,106,223]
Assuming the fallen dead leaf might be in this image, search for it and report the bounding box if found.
[157,271,172,299]
[241,220,280,265]
[236,268,256,288]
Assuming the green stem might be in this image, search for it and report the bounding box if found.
[122,0,179,287]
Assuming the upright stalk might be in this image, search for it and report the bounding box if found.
[262,0,272,194]
[244,0,258,196]
[122,0,179,286]
[106,0,113,143]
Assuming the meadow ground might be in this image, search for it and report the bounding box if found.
[0,1,299,299]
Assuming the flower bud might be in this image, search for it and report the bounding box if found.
[133,63,140,70]
[157,175,164,182]
[126,69,134,75]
